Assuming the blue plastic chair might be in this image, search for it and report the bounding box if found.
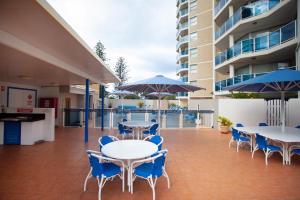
[143,123,159,135]
[130,149,170,198]
[288,144,300,164]
[83,150,125,199]
[229,128,251,152]
[122,118,127,122]
[258,123,268,126]
[151,119,157,123]
[252,134,283,165]
[118,123,133,138]
[144,135,163,151]
[295,125,300,129]
[98,135,119,151]
[236,123,244,127]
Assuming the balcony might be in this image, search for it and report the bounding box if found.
[215,66,296,92]
[177,92,188,97]
[215,21,297,67]
[176,0,188,16]
[176,50,189,62]
[176,7,189,25]
[214,0,230,16]
[176,35,189,50]
[176,63,189,75]
[176,22,188,38]
[215,0,281,40]
[181,76,188,83]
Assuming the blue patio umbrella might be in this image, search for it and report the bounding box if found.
[118,75,204,123]
[110,90,134,110]
[224,68,300,132]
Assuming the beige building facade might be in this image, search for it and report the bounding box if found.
[176,0,214,106]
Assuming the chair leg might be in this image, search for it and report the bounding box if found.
[236,142,239,152]
[163,168,170,189]
[149,177,156,200]
[98,177,104,200]
[121,169,125,192]
[83,168,92,192]
[265,151,269,165]
[252,146,258,158]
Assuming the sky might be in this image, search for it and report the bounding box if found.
[47,0,178,85]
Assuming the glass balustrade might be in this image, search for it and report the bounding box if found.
[215,0,281,40]
[214,0,229,16]
[215,66,296,92]
[64,108,214,129]
[215,21,296,66]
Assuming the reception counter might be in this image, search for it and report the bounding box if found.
[0,108,55,145]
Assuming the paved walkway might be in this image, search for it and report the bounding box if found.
[0,127,299,200]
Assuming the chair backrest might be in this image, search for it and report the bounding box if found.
[86,151,104,177]
[295,125,300,129]
[150,135,163,150]
[231,128,241,141]
[122,118,127,122]
[99,135,113,147]
[236,123,244,127]
[118,123,125,134]
[255,134,267,150]
[152,149,168,177]
[151,119,157,123]
[259,123,268,126]
[149,123,159,134]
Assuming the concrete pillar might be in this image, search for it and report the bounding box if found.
[249,64,253,74]
[228,5,234,17]
[229,35,234,47]
[229,65,235,78]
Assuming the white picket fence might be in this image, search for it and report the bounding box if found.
[266,99,289,126]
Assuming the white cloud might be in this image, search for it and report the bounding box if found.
[47,0,177,83]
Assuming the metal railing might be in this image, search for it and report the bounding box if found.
[176,35,189,49]
[215,0,281,40]
[215,20,297,66]
[63,108,214,129]
[176,49,189,60]
[177,22,188,36]
[215,66,296,92]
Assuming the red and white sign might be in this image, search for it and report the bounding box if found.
[17,108,33,113]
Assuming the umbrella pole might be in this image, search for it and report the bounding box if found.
[281,91,285,133]
[158,95,161,135]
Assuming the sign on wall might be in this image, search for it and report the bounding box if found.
[7,87,37,108]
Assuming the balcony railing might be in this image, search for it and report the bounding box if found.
[181,76,188,83]
[215,20,297,66]
[177,63,189,73]
[176,35,189,49]
[215,0,281,40]
[177,92,188,97]
[214,0,230,16]
[64,108,214,128]
[215,66,296,92]
[179,8,188,17]
[177,22,188,36]
[176,49,189,60]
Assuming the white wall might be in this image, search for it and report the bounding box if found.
[287,98,300,127]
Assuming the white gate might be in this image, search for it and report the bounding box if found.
[266,99,289,126]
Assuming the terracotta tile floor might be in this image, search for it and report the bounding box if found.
[0,127,300,200]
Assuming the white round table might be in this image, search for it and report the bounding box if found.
[122,121,154,139]
[102,140,158,191]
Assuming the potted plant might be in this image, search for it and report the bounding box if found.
[137,101,144,109]
[218,116,233,134]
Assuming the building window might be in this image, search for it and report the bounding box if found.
[190,0,197,11]
[190,32,197,41]
[190,80,197,86]
[190,48,198,58]
[190,64,197,73]
[190,16,197,26]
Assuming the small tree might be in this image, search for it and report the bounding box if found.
[94,41,107,62]
[114,57,129,87]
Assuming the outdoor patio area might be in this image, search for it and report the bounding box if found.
[0,128,300,200]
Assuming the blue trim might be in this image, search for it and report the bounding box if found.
[7,87,38,107]
[100,85,105,131]
[85,79,90,143]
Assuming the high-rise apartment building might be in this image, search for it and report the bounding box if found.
[213,0,298,96]
[176,0,214,106]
